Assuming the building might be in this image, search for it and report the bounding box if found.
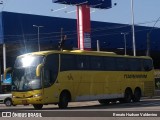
[0,11,160,70]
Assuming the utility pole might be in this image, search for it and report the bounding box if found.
[146,33,150,56]
[146,16,160,56]
[58,28,67,51]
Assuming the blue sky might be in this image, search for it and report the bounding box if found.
[1,0,160,27]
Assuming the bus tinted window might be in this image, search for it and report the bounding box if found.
[143,59,153,71]
[104,57,116,71]
[61,54,75,71]
[90,56,104,70]
[129,59,142,71]
[44,54,59,87]
[76,55,89,70]
[116,58,129,71]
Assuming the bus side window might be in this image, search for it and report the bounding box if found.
[129,59,142,71]
[143,59,153,71]
[116,58,129,71]
[76,55,88,70]
[61,54,75,71]
[104,57,116,71]
[90,56,104,70]
[44,54,59,87]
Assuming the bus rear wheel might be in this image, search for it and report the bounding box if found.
[124,88,133,103]
[133,88,141,102]
[58,92,70,109]
[33,104,43,110]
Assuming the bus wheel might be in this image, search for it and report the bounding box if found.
[124,88,132,103]
[98,99,110,105]
[58,92,70,109]
[133,88,141,102]
[33,104,43,110]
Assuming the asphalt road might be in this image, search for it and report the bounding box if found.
[0,98,160,119]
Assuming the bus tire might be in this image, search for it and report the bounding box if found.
[33,104,43,110]
[133,88,141,102]
[124,88,133,103]
[98,99,110,105]
[58,91,70,109]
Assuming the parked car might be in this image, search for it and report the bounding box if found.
[0,93,12,106]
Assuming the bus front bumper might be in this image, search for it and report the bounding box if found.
[12,96,43,105]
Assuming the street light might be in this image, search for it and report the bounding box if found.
[33,25,44,51]
[121,32,128,55]
[131,0,136,56]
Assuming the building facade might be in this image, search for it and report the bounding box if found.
[0,11,160,69]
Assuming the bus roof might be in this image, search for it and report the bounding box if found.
[17,50,151,59]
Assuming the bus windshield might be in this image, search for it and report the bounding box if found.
[12,55,44,91]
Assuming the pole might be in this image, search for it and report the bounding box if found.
[37,27,40,51]
[3,43,6,72]
[124,34,127,55]
[58,28,64,51]
[146,17,160,56]
[61,28,63,43]
[146,33,150,56]
[33,25,44,51]
[97,40,100,51]
[131,0,136,56]
[121,33,128,55]
[77,5,91,50]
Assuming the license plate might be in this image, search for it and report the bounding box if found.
[22,100,28,104]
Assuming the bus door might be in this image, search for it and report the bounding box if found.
[42,54,59,103]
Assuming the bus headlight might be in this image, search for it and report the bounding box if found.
[33,94,42,98]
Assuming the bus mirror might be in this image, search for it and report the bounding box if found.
[36,64,43,77]
[4,67,12,80]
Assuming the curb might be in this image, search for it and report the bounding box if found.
[142,96,160,99]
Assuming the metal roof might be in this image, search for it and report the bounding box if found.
[53,0,112,9]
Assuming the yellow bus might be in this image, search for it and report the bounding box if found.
[4,50,154,109]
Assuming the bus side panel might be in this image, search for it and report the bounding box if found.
[143,70,155,97]
[72,71,90,101]
[121,71,154,97]
[104,71,124,99]
[90,71,104,100]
